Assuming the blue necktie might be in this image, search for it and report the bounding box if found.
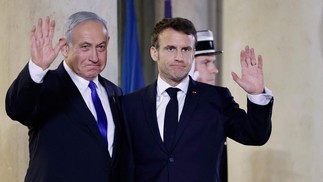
[88,81,108,146]
[164,87,180,152]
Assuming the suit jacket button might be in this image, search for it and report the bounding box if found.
[169,157,175,163]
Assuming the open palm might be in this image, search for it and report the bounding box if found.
[231,46,264,95]
[30,16,65,70]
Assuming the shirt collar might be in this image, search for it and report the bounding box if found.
[157,74,189,96]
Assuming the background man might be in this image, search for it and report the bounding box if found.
[190,29,223,84]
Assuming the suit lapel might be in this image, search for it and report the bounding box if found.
[146,79,201,153]
[143,82,168,153]
[173,78,200,148]
[56,63,111,154]
[99,76,122,160]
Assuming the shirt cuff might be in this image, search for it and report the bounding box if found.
[28,59,49,83]
[247,87,273,105]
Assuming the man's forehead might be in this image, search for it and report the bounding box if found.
[158,30,195,47]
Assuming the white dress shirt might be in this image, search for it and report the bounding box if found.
[28,60,115,156]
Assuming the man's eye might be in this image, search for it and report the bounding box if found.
[97,45,106,51]
[81,45,90,49]
[166,47,175,52]
[182,48,191,52]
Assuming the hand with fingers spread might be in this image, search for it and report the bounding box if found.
[231,45,265,95]
[30,16,66,70]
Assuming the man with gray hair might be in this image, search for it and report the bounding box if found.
[5,11,124,182]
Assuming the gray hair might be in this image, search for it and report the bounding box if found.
[64,11,109,45]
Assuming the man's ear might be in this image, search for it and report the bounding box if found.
[150,46,158,62]
[61,43,69,57]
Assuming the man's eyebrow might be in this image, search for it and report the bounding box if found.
[98,41,107,45]
[79,41,107,45]
[164,45,176,48]
[79,41,91,45]
[182,46,193,50]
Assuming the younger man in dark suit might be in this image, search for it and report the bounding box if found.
[6,11,124,182]
[122,17,274,182]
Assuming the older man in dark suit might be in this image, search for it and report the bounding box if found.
[6,11,125,182]
[122,17,273,182]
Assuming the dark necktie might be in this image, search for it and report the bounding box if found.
[89,81,108,146]
[164,87,180,152]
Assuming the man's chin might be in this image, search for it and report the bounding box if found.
[82,72,100,81]
[206,80,215,85]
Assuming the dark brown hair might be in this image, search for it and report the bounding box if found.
[150,17,197,49]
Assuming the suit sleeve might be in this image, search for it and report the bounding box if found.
[5,64,44,126]
[223,88,274,145]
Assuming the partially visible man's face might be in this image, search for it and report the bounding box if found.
[63,20,109,81]
[150,28,195,86]
[194,54,218,85]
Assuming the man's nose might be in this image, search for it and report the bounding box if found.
[210,64,219,74]
[175,50,184,61]
[90,48,99,62]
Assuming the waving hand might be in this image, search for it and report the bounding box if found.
[30,16,66,70]
[231,46,265,95]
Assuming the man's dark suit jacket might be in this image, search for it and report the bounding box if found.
[121,78,273,182]
[5,62,124,182]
